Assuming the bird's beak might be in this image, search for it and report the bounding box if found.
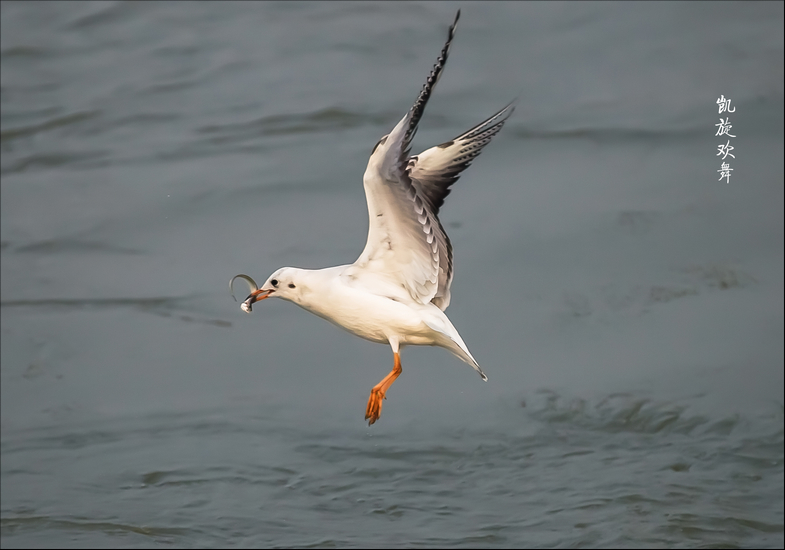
[241,289,274,313]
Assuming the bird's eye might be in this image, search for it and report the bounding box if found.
[271,279,279,287]
[288,283,296,288]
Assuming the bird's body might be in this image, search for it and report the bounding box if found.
[235,10,513,424]
[263,266,482,371]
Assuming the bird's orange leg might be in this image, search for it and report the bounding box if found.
[365,352,402,425]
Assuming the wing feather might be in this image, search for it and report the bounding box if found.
[408,99,516,308]
[348,10,514,311]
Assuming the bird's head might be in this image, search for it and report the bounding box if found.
[232,267,301,313]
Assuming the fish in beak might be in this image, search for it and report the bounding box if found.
[230,274,273,313]
[240,288,274,313]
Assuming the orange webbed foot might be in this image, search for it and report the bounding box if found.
[365,388,385,425]
[364,352,402,426]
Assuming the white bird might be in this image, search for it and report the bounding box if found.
[233,10,514,425]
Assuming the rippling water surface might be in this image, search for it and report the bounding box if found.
[2,2,783,548]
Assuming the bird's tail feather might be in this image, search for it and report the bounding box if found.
[423,318,488,381]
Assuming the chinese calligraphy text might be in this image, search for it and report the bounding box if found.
[716,96,736,183]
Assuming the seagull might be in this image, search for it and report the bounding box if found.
[232,10,514,425]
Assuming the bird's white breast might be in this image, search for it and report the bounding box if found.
[291,267,436,346]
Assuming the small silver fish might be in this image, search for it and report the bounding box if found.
[230,274,259,313]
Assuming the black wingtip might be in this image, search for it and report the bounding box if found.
[449,10,460,39]
[402,10,462,152]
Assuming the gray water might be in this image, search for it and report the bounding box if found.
[1,1,783,548]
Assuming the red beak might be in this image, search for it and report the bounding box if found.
[241,289,274,312]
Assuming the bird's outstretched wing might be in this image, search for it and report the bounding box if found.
[348,10,514,311]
